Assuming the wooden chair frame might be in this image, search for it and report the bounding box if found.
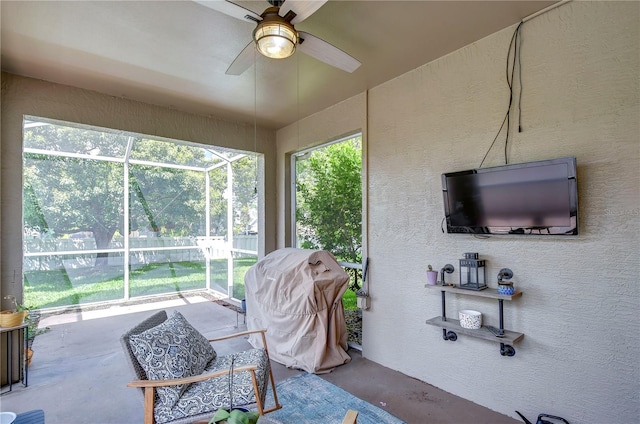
[124,318,281,424]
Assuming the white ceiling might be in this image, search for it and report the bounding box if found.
[1,0,556,130]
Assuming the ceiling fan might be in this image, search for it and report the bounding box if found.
[195,0,361,75]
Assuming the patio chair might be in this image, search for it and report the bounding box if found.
[121,310,281,424]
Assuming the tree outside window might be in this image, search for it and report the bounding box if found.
[295,136,362,292]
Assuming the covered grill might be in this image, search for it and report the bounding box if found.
[244,248,351,374]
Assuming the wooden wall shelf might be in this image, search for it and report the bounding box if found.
[425,317,524,345]
[424,284,524,357]
[425,284,522,300]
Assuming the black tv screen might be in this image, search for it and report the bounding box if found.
[442,157,578,235]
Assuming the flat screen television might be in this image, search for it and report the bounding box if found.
[442,157,578,236]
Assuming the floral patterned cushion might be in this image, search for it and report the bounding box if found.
[153,348,270,424]
[129,311,216,410]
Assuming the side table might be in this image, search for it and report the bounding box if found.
[0,323,28,394]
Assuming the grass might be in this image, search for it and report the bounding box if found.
[24,258,257,309]
[24,257,359,311]
[343,288,357,311]
[24,268,125,309]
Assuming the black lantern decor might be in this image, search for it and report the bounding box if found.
[459,252,487,291]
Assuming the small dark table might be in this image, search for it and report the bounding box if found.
[0,323,28,394]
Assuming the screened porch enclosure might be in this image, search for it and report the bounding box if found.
[22,117,261,309]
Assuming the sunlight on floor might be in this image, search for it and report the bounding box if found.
[38,295,212,327]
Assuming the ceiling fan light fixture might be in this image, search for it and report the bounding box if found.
[253,19,297,59]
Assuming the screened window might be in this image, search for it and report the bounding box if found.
[292,134,363,283]
[23,117,262,309]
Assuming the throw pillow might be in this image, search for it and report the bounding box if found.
[129,311,216,409]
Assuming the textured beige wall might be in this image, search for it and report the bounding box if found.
[0,74,277,308]
[365,3,639,423]
[277,2,639,423]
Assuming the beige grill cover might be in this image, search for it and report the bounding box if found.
[244,248,351,374]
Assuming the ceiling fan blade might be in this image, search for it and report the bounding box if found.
[226,41,256,75]
[193,0,261,23]
[297,31,361,73]
[279,0,327,24]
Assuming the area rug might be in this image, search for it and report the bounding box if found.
[262,373,406,424]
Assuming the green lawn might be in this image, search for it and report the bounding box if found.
[342,288,357,310]
[24,258,257,309]
[24,257,358,311]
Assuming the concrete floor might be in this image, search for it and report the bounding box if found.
[0,295,519,423]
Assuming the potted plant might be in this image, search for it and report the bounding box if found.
[1,295,29,327]
[209,408,259,424]
[426,265,438,286]
[210,354,260,424]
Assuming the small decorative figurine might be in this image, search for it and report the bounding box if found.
[497,268,515,295]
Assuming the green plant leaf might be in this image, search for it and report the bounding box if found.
[228,409,259,424]
[210,408,230,423]
[209,408,259,424]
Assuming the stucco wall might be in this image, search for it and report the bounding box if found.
[0,73,277,307]
[277,2,639,423]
